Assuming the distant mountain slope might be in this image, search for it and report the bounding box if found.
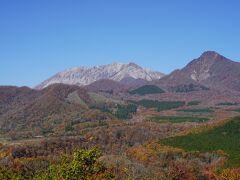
[0,84,88,131]
[85,79,125,92]
[158,51,240,91]
[0,84,121,137]
[36,63,164,89]
[85,78,151,93]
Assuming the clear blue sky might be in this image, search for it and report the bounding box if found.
[1,0,240,87]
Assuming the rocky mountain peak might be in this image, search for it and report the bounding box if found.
[36,62,164,89]
[128,62,142,69]
[200,51,220,59]
[185,51,229,82]
[158,51,240,92]
[188,51,224,67]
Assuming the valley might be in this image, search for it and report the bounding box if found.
[1,51,240,179]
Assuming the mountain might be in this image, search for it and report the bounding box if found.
[158,51,240,92]
[36,63,164,89]
[0,84,117,137]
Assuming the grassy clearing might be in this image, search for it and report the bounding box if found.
[135,100,185,111]
[230,109,240,113]
[161,117,240,168]
[178,108,214,113]
[216,102,239,106]
[151,116,209,123]
[66,91,88,108]
[89,92,123,105]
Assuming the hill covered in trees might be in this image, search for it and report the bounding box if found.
[129,85,165,95]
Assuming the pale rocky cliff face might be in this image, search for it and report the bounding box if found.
[36,63,164,89]
[188,51,221,82]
